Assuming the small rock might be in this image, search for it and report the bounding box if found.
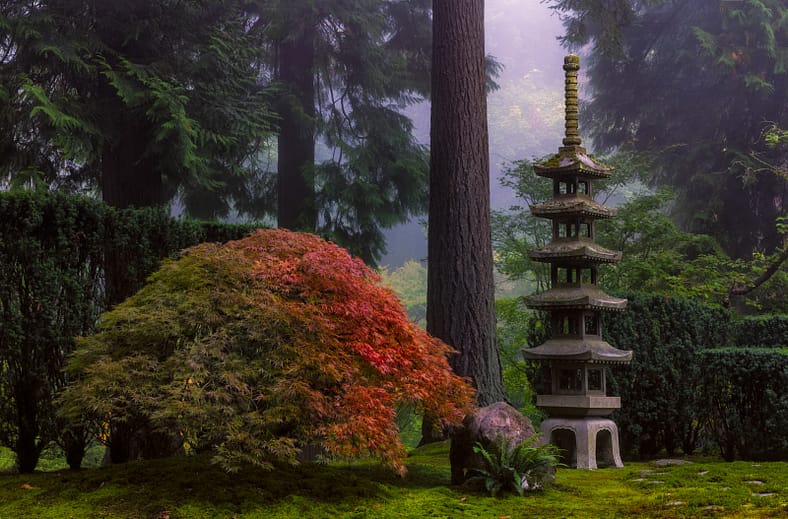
[745,480,765,485]
[666,501,684,506]
[699,471,709,476]
[753,493,775,498]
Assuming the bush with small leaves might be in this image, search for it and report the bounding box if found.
[61,229,475,474]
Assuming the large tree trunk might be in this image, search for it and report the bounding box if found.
[13,379,43,473]
[99,73,165,210]
[100,128,163,209]
[427,0,506,413]
[276,21,317,231]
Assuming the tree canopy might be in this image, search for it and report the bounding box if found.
[1,0,435,263]
[0,0,274,213]
[264,0,432,264]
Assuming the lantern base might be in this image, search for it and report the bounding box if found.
[539,417,623,469]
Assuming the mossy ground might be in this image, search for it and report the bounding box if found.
[1,442,786,518]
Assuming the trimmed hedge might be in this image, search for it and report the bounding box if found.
[524,293,787,461]
[731,315,788,348]
[602,294,730,458]
[701,348,788,461]
[0,190,257,471]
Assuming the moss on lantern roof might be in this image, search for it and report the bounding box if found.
[534,146,612,179]
[529,239,622,264]
[530,196,617,219]
[522,338,632,363]
[524,286,627,312]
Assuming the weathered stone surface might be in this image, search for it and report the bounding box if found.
[449,402,536,485]
[540,416,624,469]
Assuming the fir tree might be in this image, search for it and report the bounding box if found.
[547,0,787,258]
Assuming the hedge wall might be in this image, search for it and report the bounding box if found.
[601,294,730,458]
[701,348,788,461]
[0,190,256,471]
[730,314,788,348]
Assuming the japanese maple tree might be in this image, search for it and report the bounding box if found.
[61,229,474,474]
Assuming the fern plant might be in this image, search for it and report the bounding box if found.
[469,435,562,497]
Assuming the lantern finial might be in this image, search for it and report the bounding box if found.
[563,54,582,147]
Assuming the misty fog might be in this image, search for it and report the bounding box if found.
[381,0,567,267]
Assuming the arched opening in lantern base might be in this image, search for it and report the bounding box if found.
[551,428,577,467]
[540,417,624,469]
[595,428,616,468]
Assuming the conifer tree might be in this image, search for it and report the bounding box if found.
[547,0,787,258]
[0,0,274,214]
[427,0,506,420]
[259,0,432,263]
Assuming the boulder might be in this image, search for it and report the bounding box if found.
[449,402,536,485]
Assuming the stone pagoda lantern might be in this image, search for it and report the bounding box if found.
[522,55,632,469]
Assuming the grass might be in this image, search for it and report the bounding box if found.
[0,442,786,518]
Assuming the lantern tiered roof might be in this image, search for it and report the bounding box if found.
[522,53,632,408]
[521,55,633,469]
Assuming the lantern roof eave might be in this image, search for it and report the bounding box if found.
[524,286,627,311]
[533,146,612,179]
[522,338,632,363]
[529,240,622,264]
[530,196,617,219]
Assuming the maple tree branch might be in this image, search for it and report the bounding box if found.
[729,246,788,297]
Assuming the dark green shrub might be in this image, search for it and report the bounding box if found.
[0,192,106,471]
[601,293,730,458]
[701,348,788,461]
[730,315,788,348]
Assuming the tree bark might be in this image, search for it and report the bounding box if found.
[427,0,506,412]
[276,21,317,231]
[100,125,163,209]
[13,379,43,473]
[99,75,165,210]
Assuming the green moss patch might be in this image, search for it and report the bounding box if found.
[0,443,785,518]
